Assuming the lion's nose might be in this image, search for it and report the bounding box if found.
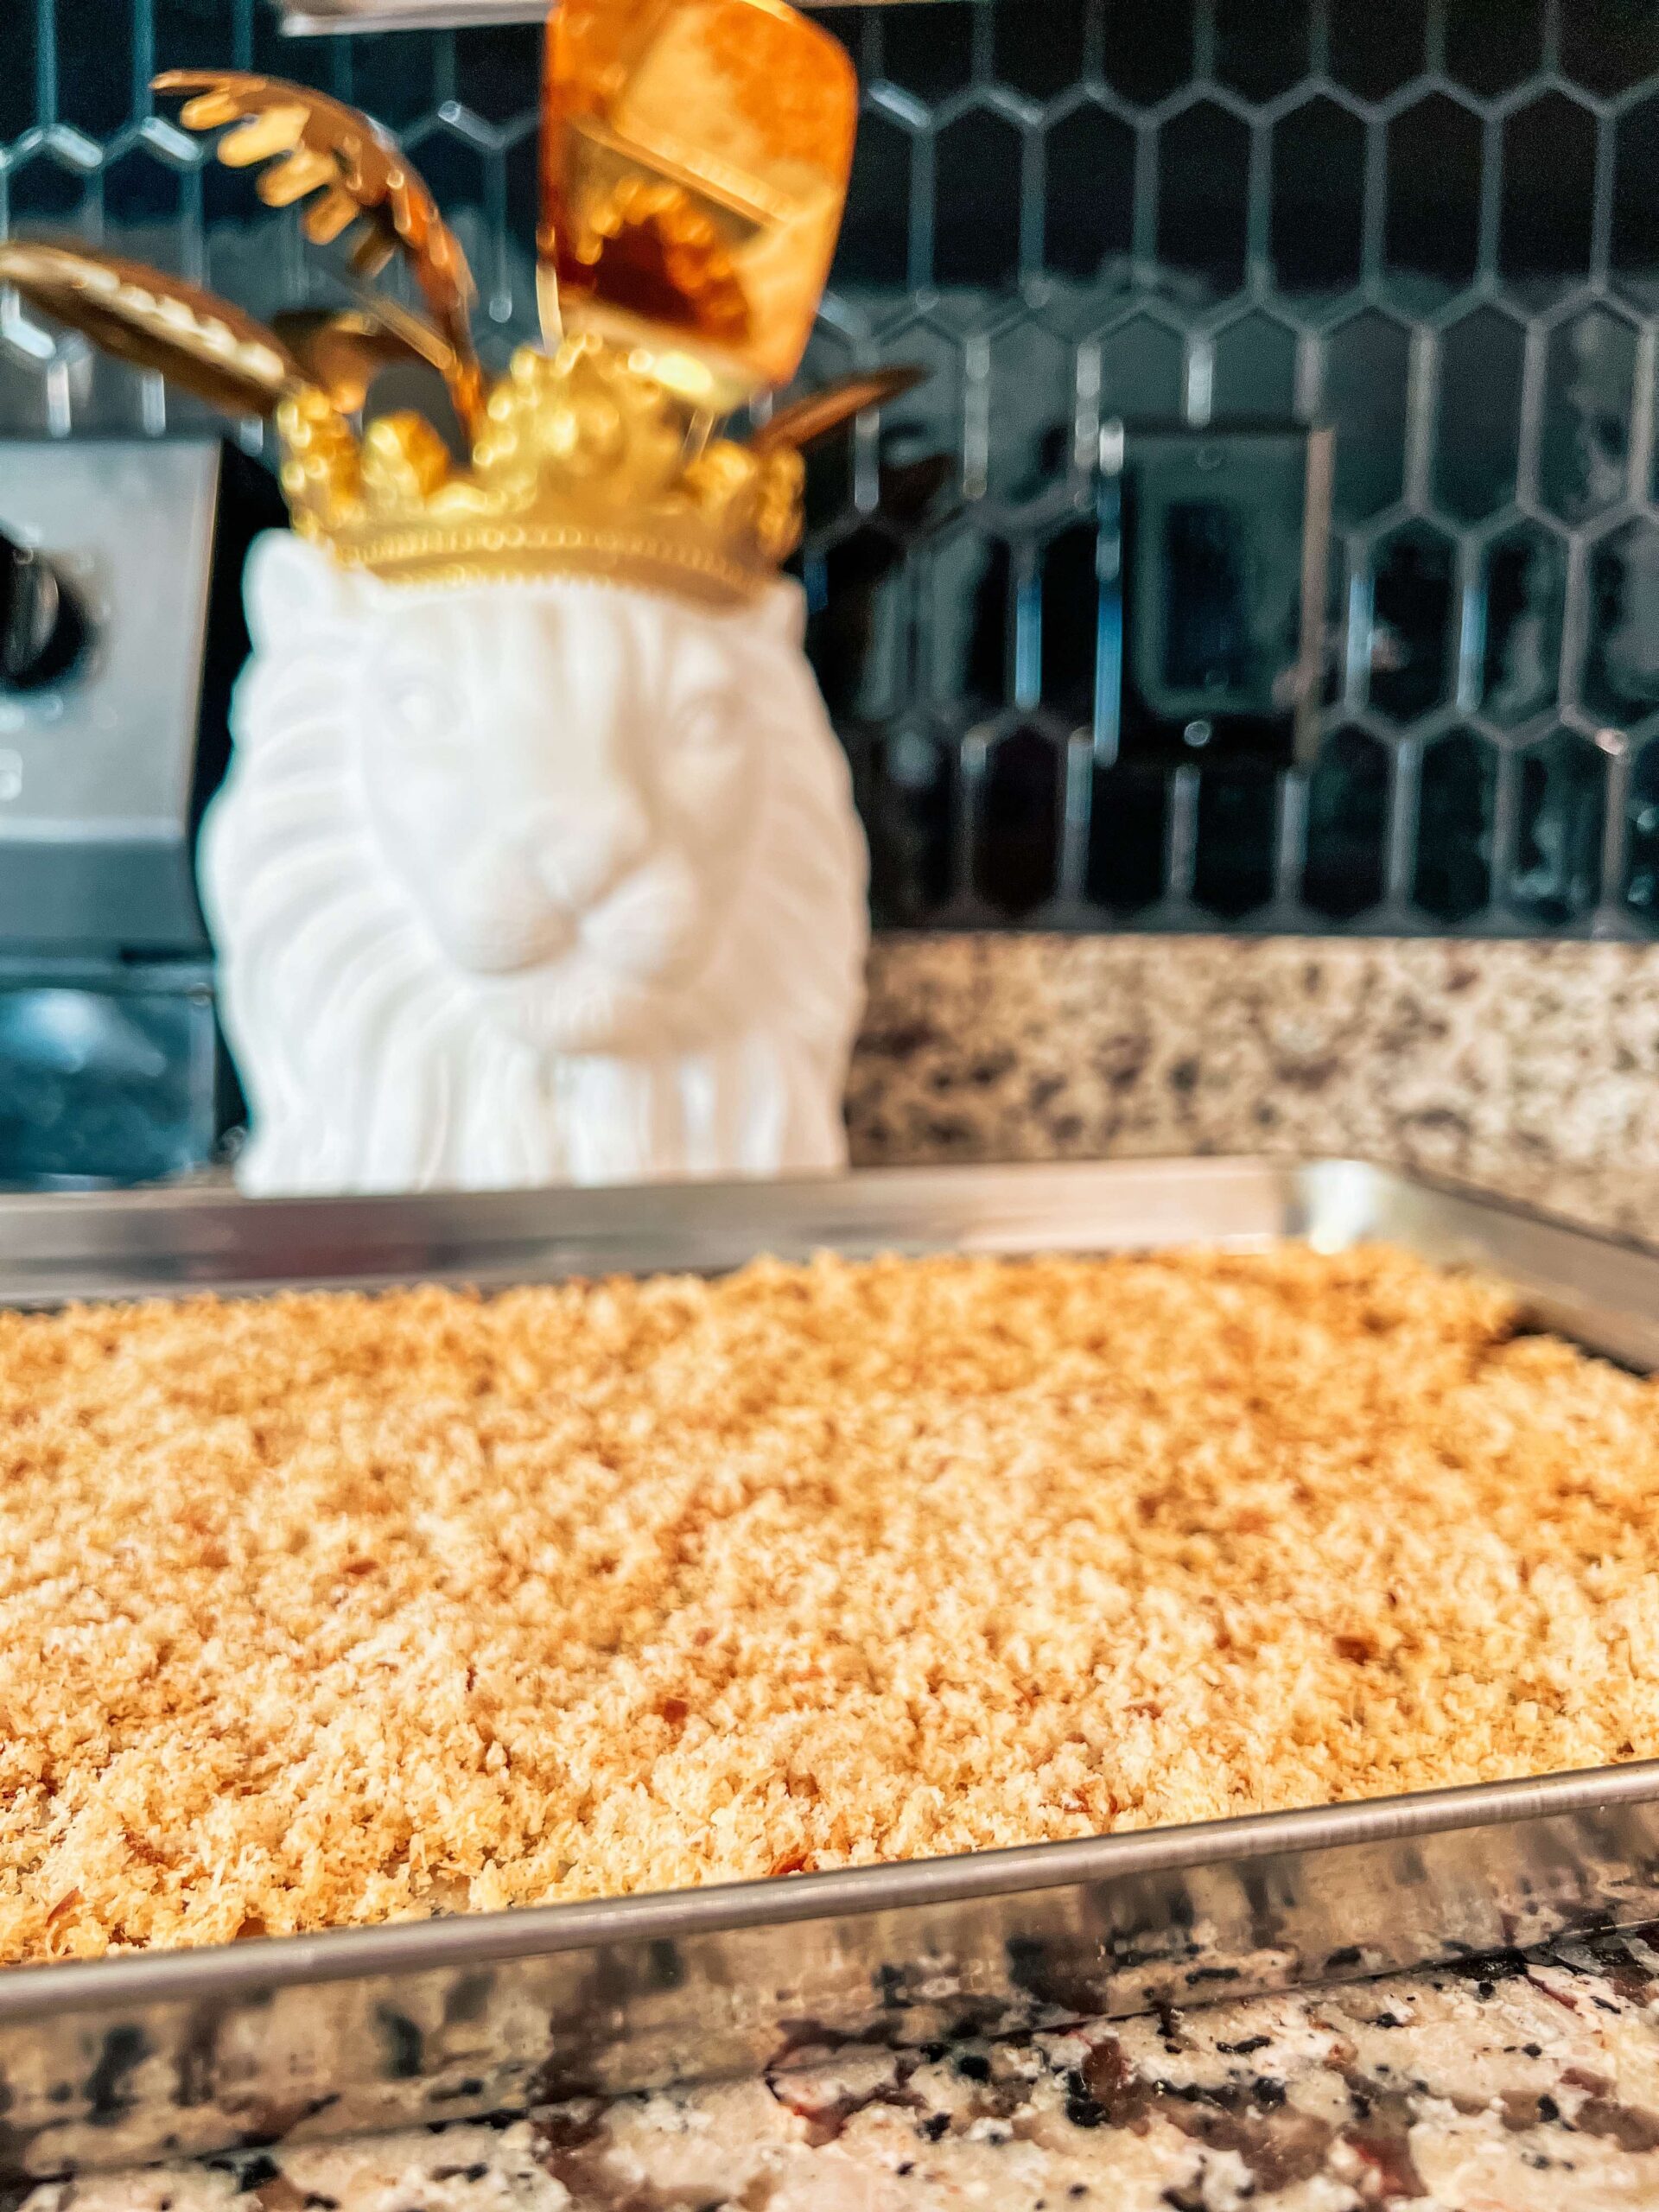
[531,788,651,913]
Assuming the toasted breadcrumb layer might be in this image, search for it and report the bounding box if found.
[3,1243,1658,1966]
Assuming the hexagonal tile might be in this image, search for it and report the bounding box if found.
[1586,519,1659,724]
[975,726,1064,917]
[1217,0,1308,102]
[1508,729,1608,925]
[1193,766,1277,920]
[993,0,1090,102]
[1211,312,1298,421]
[72,349,164,435]
[1158,101,1250,300]
[1323,312,1411,521]
[1368,524,1457,726]
[780,324,859,512]
[334,34,444,130]
[1539,308,1637,522]
[205,197,307,324]
[1385,94,1483,299]
[986,322,1075,501]
[1622,738,1659,924]
[927,528,1014,710]
[1097,313,1184,422]
[804,520,916,727]
[933,106,1027,293]
[1561,0,1659,96]
[1445,0,1544,95]
[0,9,37,140]
[0,346,53,438]
[4,142,99,232]
[249,5,335,81]
[1500,93,1598,295]
[869,728,957,925]
[1270,98,1366,297]
[449,25,540,127]
[55,0,133,137]
[873,319,964,475]
[499,127,541,302]
[1414,729,1497,923]
[153,0,253,71]
[1087,766,1169,913]
[1611,94,1659,308]
[874,3,976,105]
[1043,101,1135,283]
[1301,727,1389,919]
[100,143,188,268]
[833,108,915,293]
[1103,2,1194,106]
[1039,518,1105,726]
[1434,308,1525,523]
[1481,524,1565,727]
[818,435,954,599]
[1330,0,1427,99]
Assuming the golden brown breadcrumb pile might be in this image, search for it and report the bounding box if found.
[3,1243,1658,1966]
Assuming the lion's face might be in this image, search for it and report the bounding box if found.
[229,536,855,1059]
[352,578,764,1055]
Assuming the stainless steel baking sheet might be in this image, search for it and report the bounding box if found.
[3,1156,1659,2182]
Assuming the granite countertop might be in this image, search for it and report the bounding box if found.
[848,935,1659,1246]
[21,1918,1659,2211]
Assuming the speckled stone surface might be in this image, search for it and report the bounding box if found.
[846,935,1659,1243]
[23,1920,1659,2210]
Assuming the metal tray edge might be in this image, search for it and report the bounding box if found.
[7,1758,1659,2023]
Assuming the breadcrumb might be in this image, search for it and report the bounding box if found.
[3,1243,1656,1967]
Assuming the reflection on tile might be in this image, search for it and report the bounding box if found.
[1510,731,1609,927]
[1586,520,1659,724]
[1369,527,1456,726]
[1624,740,1659,918]
[1540,308,1637,522]
[1482,525,1564,728]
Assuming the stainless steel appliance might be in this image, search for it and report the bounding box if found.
[2,1154,1658,2178]
[0,438,284,1186]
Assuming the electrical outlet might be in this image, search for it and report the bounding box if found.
[1109,425,1332,771]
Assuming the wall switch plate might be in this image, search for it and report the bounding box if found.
[1110,425,1332,771]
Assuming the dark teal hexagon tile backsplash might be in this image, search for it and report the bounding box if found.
[7,0,1659,938]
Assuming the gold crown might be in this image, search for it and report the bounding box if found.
[0,3,919,610]
[279,335,805,606]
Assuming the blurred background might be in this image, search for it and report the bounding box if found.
[4,0,1659,1182]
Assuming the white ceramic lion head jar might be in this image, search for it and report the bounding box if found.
[200,525,868,1193]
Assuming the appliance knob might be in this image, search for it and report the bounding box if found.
[0,530,87,692]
